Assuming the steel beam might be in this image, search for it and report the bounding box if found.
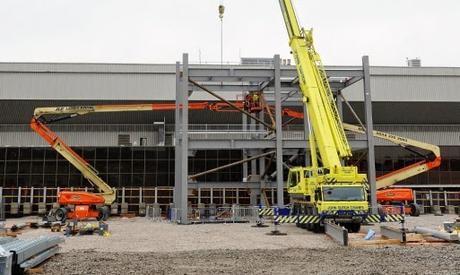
[363,56,378,215]
[414,226,459,241]
[325,222,349,246]
[188,66,363,80]
[187,81,345,92]
[381,225,407,243]
[274,55,284,207]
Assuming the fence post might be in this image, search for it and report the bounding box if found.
[444,190,448,208]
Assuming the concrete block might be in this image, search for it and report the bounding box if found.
[447,205,457,214]
[197,203,206,217]
[10,203,19,215]
[111,203,119,215]
[38,203,47,215]
[431,205,442,216]
[419,205,425,214]
[208,203,217,216]
[121,203,129,214]
[22,203,32,215]
[138,203,146,216]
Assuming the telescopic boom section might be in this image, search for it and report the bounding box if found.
[33,103,210,119]
[279,0,351,169]
[343,123,442,189]
[31,102,213,205]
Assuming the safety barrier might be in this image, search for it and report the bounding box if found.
[168,205,259,224]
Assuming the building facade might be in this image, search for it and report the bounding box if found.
[0,61,459,214]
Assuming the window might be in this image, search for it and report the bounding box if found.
[288,172,299,187]
[322,187,365,201]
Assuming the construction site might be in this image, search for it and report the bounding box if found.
[1,0,460,274]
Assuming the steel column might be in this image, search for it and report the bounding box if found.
[174,61,182,208]
[258,111,265,184]
[179,53,189,224]
[242,104,248,181]
[274,55,284,207]
[363,56,377,214]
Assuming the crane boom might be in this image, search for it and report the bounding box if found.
[279,0,351,168]
[278,0,369,231]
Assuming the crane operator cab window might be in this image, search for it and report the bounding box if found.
[288,171,299,188]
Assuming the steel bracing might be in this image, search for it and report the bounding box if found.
[174,53,373,224]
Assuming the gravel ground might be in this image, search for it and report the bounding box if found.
[4,214,459,274]
[42,246,460,275]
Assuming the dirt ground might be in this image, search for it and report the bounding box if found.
[4,214,460,274]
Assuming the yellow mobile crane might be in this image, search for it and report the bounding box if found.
[279,0,370,232]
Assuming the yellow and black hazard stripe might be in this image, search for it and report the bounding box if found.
[258,208,274,216]
[384,214,404,222]
[365,214,381,223]
[365,214,404,223]
[297,215,320,224]
[274,215,297,223]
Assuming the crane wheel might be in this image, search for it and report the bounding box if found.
[312,223,324,233]
[343,223,361,233]
[97,206,110,221]
[54,207,68,222]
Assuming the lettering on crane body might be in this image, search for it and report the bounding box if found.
[324,205,367,211]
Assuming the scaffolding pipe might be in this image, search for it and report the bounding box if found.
[188,151,276,180]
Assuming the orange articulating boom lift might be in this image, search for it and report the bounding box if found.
[32,98,440,220]
[31,103,212,222]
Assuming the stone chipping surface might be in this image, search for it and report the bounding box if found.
[6,214,460,274]
[42,246,460,275]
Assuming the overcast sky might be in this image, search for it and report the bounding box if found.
[1,0,459,66]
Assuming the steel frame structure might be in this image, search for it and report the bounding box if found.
[174,53,375,224]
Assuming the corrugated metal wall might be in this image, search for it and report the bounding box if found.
[1,124,459,147]
[1,62,459,102]
[0,124,162,147]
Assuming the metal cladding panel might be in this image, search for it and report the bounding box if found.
[0,62,176,74]
[343,67,460,102]
[1,124,459,147]
[0,72,175,100]
[0,124,160,147]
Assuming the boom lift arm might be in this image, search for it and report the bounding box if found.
[342,123,441,189]
[31,118,116,204]
[31,103,209,205]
